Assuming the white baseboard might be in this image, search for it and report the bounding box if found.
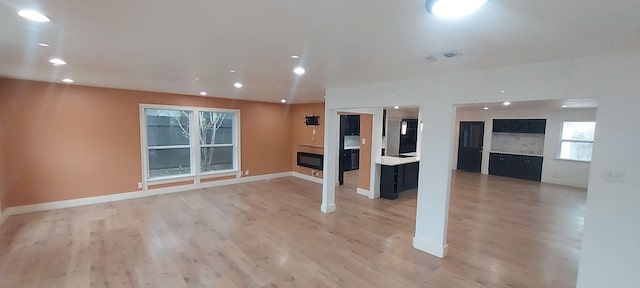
[541,178,588,189]
[0,210,7,227]
[413,237,448,258]
[1,172,293,219]
[320,203,336,213]
[291,172,323,184]
[356,188,374,199]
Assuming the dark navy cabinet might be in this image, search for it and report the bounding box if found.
[380,161,419,200]
[492,119,546,134]
[489,153,543,181]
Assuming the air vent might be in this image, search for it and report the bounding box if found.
[425,50,463,62]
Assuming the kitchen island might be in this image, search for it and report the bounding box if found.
[377,153,419,200]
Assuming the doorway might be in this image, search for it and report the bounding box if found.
[457,121,484,172]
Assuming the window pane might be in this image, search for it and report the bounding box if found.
[200,112,233,145]
[562,122,596,141]
[201,146,234,172]
[146,109,191,146]
[560,142,593,161]
[148,148,191,178]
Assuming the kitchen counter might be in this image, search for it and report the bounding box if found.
[377,154,419,166]
[490,151,543,157]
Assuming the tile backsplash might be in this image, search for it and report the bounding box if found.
[491,132,545,155]
[344,135,360,148]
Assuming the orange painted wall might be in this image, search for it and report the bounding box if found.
[358,114,373,191]
[0,78,292,208]
[290,103,325,179]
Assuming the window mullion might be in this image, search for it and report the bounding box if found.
[192,110,201,179]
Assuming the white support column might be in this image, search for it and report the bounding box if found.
[412,103,455,258]
[321,109,338,213]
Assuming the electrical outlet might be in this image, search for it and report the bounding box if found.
[245,170,250,176]
[312,129,316,135]
[605,170,625,183]
[362,138,366,145]
[137,182,143,189]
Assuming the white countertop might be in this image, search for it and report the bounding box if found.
[489,151,544,157]
[377,155,420,166]
[344,146,360,150]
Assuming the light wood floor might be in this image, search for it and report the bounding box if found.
[0,171,586,287]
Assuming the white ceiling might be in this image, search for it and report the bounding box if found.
[456,99,598,112]
[1,0,639,103]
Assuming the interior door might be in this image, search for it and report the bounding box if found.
[457,121,484,172]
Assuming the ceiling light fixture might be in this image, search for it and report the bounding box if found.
[18,10,51,22]
[280,99,287,103]
[230,70,236,73]
[38,43,49,47]
[561,105,569,108]
[503,101,511,106]
[199,91,207,96]
[394,106,400,109]
[233,82,243,88]
[291,55,300,59]
[483,107,489,110]
[49,58,67,65]
[293,67,306,75]
[500,90,506,93]
[401,121,408,135]
[62,78,74,83]
[426,0,489,18]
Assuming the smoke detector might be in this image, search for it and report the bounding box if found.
[425,50,463,62]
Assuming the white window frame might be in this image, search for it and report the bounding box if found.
[140,104,241,185]
[557,121,595,162]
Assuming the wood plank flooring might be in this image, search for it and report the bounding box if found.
[0,171,586,287]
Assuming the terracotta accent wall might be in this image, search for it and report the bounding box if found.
[358,114,373,191]
[0,78,292,208]
[290,103,325,179]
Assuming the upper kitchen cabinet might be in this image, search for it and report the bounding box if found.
[399,119,418,153]
[493,119,546,134]
[344,115,360,135]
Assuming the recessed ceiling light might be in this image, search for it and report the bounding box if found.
[293,67,306,75]
[291,55,300,59]
[233,82,243,88]
[49,58,67,65]
[18,10,51,22]
[561,105,569,108]
[199,91,207,96]
[503,101,511,106]
[195,78,199,81]
[62,78,74,83]
[426,0,489,18]
[500,90,506,93]
[230,70,236,73]
[280,99,287,103]
[483,107,489,110]
[394,106,400,109]
[38,43,49,47]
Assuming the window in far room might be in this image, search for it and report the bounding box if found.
[559,121,596,161]
[142,105,239,181]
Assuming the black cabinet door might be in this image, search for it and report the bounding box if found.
[519,156,543,181]
[351,149,360,170]
[492,119,546,134]
[489,153,508,177]
[403,162,419,190]
[341,149,352,171]
[399,119,418,153]
[345,115,361,135]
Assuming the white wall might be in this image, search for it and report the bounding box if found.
[324,50,640,288]
[452,107,596,188]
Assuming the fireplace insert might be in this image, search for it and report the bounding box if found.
[297,152,323,170]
